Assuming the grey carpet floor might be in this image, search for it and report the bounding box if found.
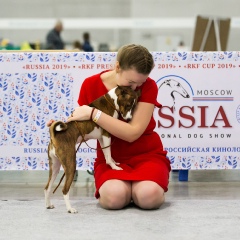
[0,199,240,240]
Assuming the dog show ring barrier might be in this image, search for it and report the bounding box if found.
[1,51,240,181]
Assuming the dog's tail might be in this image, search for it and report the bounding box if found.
[51,121,68,131]
[49,121,68,138]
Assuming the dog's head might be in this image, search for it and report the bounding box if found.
[114,86,141,121]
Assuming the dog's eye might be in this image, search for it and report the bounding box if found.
[126,103,131,108]
[123,102,131,110]
[128,101,136,109]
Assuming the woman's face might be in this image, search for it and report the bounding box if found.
[116,68,149,90]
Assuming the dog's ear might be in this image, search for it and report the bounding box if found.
[115,86,122,97]
[136,89,141,98]
[116,86,129,96]
[122,86,132,95]
[116,86,141,98]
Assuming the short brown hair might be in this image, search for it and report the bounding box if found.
[117,44,154,75]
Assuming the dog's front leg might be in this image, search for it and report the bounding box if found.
[99,136,122,170]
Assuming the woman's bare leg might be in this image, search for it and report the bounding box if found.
[132,181,165,209]
[99,180,132,210]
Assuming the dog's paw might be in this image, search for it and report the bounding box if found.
[46,205,55,209]
[68,208,78,214]
[111,165,123,170]
[111,158,120,165]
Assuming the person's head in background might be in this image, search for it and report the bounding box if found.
[73,40,82,51]
[83,32,90,42]
[55,20,63,33]
[82,32,94,52]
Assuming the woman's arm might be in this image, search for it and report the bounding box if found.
[68,102,154,142]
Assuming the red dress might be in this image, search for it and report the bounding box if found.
[78,70,171,198]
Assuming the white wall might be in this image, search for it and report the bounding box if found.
[130,0,240,51]
[0,0,239,51]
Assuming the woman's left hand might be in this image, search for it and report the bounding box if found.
[67,105,93,122]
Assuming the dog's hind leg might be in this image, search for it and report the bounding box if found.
[61,151,77,213]
[44,147,61,209]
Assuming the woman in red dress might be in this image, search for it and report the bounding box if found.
[68,44,171,210]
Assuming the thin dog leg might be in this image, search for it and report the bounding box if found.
[100,136,122,170]
[61,153,77,213]
[44,150,61,209]
[63,192,75,213]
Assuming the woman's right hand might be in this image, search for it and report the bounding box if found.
[46,105,93,127]
[46,119,55,127]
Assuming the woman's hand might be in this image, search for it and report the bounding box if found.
[67,105,93,122]
[46,119,55,127]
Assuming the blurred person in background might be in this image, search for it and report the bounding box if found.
[72,40,83,51]
[46,20,65,50]
[82,32,94,52]
[176,40,189,52]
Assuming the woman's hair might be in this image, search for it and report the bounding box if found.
[117,44,154,75]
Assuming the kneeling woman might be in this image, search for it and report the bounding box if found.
[68,44,171,210]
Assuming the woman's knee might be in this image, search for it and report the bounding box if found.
[99,180,131,210]
[132,181,165,210]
